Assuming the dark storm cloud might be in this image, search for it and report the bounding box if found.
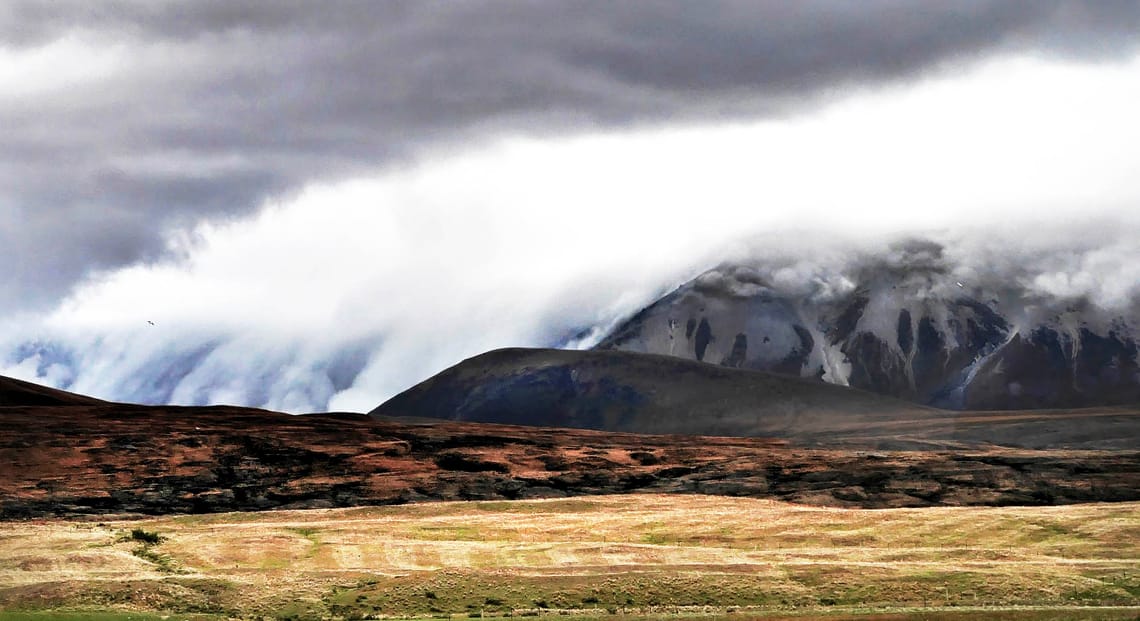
[3,0,1140,310]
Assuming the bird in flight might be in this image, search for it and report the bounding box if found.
[956,282,964,288]
[147,320,155,326]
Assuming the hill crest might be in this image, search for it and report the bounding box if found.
[0,375,106,407]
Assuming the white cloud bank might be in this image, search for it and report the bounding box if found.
[3,53,1139,412]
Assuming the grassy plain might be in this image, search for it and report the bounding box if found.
[1,495,1138,620]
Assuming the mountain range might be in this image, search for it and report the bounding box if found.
[595,252,1139,410]
[5,240,1136,417]
[370,242,1138,443]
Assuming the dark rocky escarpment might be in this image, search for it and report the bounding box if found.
[3,402,1140,518]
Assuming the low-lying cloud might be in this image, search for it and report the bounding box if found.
[2,54,1139,412]
[4,1,1140,310]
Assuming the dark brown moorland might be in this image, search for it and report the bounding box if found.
[2,375,1139,518]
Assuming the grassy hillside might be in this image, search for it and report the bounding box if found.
[2,495,1138,619]
[371,348,942,442]
[370,348,1140,449]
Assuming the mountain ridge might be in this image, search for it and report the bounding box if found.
[594,255,1140,410]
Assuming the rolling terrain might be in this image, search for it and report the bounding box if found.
[3,373,1140,518]
[370,348,1140,450]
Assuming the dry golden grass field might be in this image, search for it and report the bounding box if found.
[1,494,1139,620]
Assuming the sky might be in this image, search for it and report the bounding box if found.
[2,1,1139,412]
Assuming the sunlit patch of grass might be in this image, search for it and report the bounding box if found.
[411,523,484,541]
[284,526,322,559]
[3,495,1139,619]
[169,511,268,526]
[472,499,602,513]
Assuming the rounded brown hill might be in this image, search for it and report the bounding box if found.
[370,347,942,443]
[0,375,106,407]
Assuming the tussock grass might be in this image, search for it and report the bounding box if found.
[0,614,224,620]
[1,495,1138,619]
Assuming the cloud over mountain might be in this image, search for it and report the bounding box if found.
[4,1,1140,309]
[2,3,1139,413]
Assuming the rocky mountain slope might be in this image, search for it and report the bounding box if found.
[4,375,1140,517]
[596,249,1139,410]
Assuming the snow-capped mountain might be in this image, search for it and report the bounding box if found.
[595,245,1139,410]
